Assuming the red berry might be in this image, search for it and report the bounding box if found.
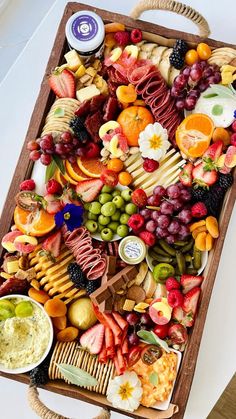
[84,142,100,159]
[114,31,130,46]
[191,202,207,218]
[128,214,145,230]
[60,131,72,143]
[100,169,118,187]
[40,153,52,166]
[29,150,41,161]
[153,324,169,339]
[27,140,39,151]
[143,158,159,172]
[131,189,148,207]
[130,28,142,44]
[230,132,236,147]
[20,179,36,191]
[166,277,180,291]
[167,289,184,308]
[231,120,236,132]
[46,179,62,195]
[139,230,156,246]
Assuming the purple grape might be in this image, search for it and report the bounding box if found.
[146,220,157,233]
[199,60,207,69]
[169,198,183,211]
[178,224,190,238]
[128,332,140,346]
[176,100,186,111]
[140,208,152,220]
[180,189,192,202]
[153,185,166,198]
[188,89,200,99]
[68,155,77,164]
[126,313,139,326]
[76,147,85,156]
[168,220,180,235]
[157,214,171,228]
[208,74,221,85]
[139,324,149,330]
[182,66,191,77]
[178,209,192,224]
[160,201,174,215]
[202,67,213,78]
[190,67,202,82]
[140,313,152,325]
[156,226,169,238]
[185,96,197,111]
[147,195,161,206]
[166,235,176,244]
[174,74,188,89]
[151,210,161,222]
[55,143,67,155]
[166,184,181,199]
[199,79,210,92]
[171,86,181,98]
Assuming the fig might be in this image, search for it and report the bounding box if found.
[15,191,42,211]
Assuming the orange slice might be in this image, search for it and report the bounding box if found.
[65,160,90,182]
[54,169,68,187]
[77,157,105,178]
[14,206,55,237]
[176,114,214,158]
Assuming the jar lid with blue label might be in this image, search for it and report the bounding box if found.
[66,11,105,54]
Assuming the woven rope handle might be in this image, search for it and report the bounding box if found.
[130,0,210,38]
[28,385,111,419]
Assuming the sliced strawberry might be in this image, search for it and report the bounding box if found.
[203,140,223,165]
[192,163,218,187]
[42,230,62,258]
[80,323,105,355]
[179,162,193,187]
[180,274,204,294]
[172,306,194,327]
[48,69,75,98]
[76,179,103,202]
[168,323,188,344]
[44,193,63,214]
[182,287,201,318]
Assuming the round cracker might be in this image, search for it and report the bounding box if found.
[102,360,114,394]
[51,342,63,379]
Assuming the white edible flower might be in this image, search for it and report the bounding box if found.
[107,371,143,412]
[138,122,170,161]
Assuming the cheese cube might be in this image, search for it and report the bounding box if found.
[75,65,86,78]
[76,84,100,102]
[64,50,83,71]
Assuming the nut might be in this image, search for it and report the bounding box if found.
[19,256,29,271]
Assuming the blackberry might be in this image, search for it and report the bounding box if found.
[69,116,85,137]
[174,39,188,55]
[77,130,89,144]
[86,279,101,295]
[217,173,233,191]
[30,358,50,386]
[169,51,184,70]
[205,185,225,217]
[191,188,207,203]
[68,262,86,288]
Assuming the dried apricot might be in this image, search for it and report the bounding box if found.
[105,33,116,48]
[206,216,219,238]
[195,232,207,251]
[133,99,146,106]
[116,84,137,103]
[28,288,50,304]
[189,220,206,232]
[52,315,67,330]
[192,225,207,239]
[105,22,125,33]
[212,127,231,147]
[205,233,214,251]
[57,326,79,342]
[44,298,67,317]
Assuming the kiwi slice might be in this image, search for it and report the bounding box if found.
[15,301,33,318]
[0,300,16,320]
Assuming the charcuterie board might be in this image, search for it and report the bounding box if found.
[0,2,236,419]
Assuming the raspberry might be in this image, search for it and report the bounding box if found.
[128,214,145,230]
[130,29,142,44]
[114,31,130,46]
[46,179,62,195]
[139,230,156,246]
[231,120,236,132]
[230,132,236,146]
[20,179,35,191]
[131,189,147,207]
[167,289,184,308]
[84,142,100,159]
[143,158,159,173]
[166,277,180,291]
[191,202,208,218]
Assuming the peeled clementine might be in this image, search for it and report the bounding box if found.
[117,105,154,147]
[176,114,214,158]
[14,206,55,237]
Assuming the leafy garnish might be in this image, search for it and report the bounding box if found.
[137,330,170,353]
[149,372,159,386]
[52,155,65,175]
[55,363,98,387]
[212,104,223,115]
[45,160,57,182]
[203,93,218,98]
[54,107,65,117]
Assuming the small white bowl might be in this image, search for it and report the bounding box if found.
[0,294,53,374]
[146,250,208,275]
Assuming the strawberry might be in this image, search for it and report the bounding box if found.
[80,323,105,355]
[192,162,218,187]
[131,189,147,207]
[180,274,204,294]
[48,69,75,98]
[202,140,223,170]
[44,194,63,214]
[182,287,201,318]
[76,179,103,202]
[168,323,188,345]
[42,230,62,258]
[172,306,194,327]
[179,162,193,187]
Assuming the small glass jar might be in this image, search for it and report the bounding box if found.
[65,10,105,64]
[118,236,147,265]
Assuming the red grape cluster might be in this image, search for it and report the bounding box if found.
[140,183,192,244]
[126,312,153,346]
[171,61,221,111]
[27,132,85,166]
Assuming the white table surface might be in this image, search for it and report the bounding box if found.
[0,1,236,418]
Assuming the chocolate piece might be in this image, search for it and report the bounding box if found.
[126,285,146,304]
[90,286,111,306]
[104,296,114,312]
[108,276,126,294]
[122,266,138,283]
[101,255,117,285]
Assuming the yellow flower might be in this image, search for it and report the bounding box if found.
[138,122,170,161]
[107,371,143,412]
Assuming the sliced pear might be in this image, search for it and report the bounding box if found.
[142,271,157,298]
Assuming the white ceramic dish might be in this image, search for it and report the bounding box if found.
[146,249,208,275]
[0,294,53,374]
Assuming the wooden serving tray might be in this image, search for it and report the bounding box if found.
[0,2,236,419]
